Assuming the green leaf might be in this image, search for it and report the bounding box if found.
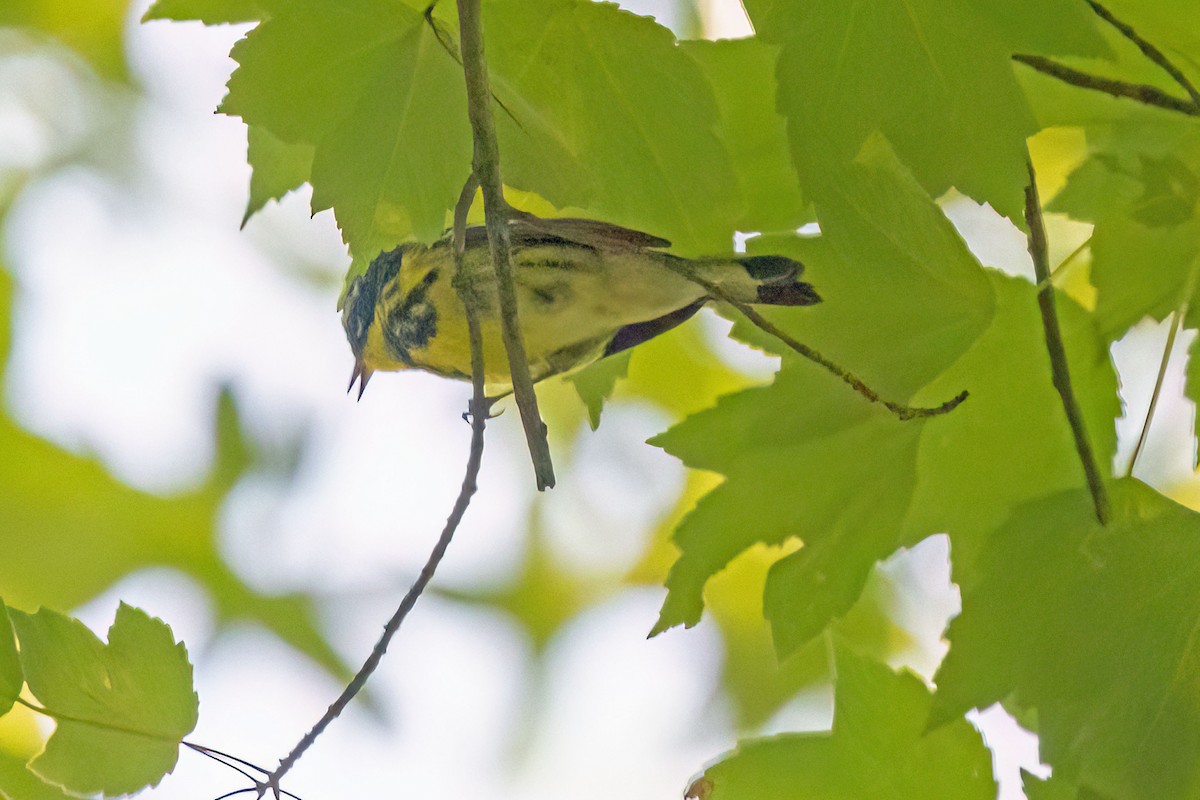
[222,0,747,262]
[650,137,996,653]
[698,646,995,799]
[678,37,808,235]
[1050,115,1200,339]
[568,351,630,431]
[141,0,265,24]
[1190,335,1200,438]
[652,221,1117,658]
[933,480,1200,800]
[243,125,313,226]
[0,0,131,81]
[9,604,197,796]
[0,753,73,800]
[0,602,20,716]
[222,0,471,254]
[746,0,1105,221]
[486,0,740,255]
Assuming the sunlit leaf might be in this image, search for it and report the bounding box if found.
[243,124,313,225]
[9,604,196,796]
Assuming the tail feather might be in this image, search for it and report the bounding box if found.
[756,281,821,306]
[732,255,821,307]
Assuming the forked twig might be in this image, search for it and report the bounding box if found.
[1012,0,1200,117]
[1085,0,1200,108]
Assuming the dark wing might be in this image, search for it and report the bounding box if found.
[460,213,671,253]
[602,299,706,357]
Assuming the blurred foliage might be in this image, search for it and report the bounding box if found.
[0,0,129,81]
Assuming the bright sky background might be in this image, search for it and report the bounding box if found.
[2,1,1198,798]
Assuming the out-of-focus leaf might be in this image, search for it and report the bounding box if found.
[933,481,1200,800]
[743,0,1105,222]
[568,351,630,431]
[243,124,312,226]
[439,526,608,652]
[0,604,19,717]
[0,0,130,81]
[142,0,265,24]
[698,646,995,799]
[703,543,908,729]
[0,267,347,685]
[9,604,196,796]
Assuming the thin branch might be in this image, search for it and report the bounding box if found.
[1085,0,1200,108]
[456,0,555,491]
[679,272,968,421]
[1125,308,1186,477]
[1024,158,1111,525]
[257,181,491,798]
[1012,54,1199,117]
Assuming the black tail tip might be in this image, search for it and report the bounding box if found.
[737,254,803,281]
[756,281,821,306]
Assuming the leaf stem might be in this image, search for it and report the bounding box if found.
[1023,158,1111,525]
[258,180,491,799]
[455,0,555,490]
[678,272,968,420]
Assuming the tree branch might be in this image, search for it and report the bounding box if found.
[1013,54,1199,117]
[1085,0,1200,108]
[256,179,491,799]
[1023,158,1111,525]
[456,0,555,491]
[677,271,968,421]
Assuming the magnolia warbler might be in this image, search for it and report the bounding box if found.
[342,215,819,398]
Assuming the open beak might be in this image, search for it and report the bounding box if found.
[347,360,374,401]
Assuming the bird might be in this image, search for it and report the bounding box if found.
[341,215,820,399]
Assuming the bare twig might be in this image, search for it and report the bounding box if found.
[1012,54,1199,117]
[1085,0,1200,108]
[1124,308,1186,477]
[1024,158,1111,525]
[1125,255,1199,476]
[678,272,968,421]
[456,0,555,490]
[256,180,491,799]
